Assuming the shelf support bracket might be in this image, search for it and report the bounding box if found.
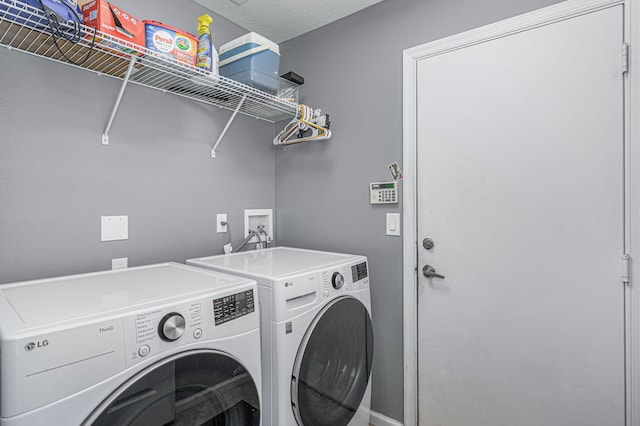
[211,94,247,158]
[102,56,137,145]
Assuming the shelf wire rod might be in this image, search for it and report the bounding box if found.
[6,26,22,48]
[108,56,132,79]
[82,50,106,70]
[211,94,247,158]
[138,67,175,88]
[104,55,135,82]
[0,23,11,41]
[23,28,43,52]
[130,66,154,82]
[41,35,59,57]
[156,75,183,92]
[12,26,29,49]
[95,55,118,77]
[137,67,165,84]
[92,52,117,75]
[102,56,136,145]
[5,23,24,46]
[112,62,129,79]
[155,72,181,90]
[67,44,85,62]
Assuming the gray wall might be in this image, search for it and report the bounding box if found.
[1,0,568,423]
[0,0,274,283]
[276,0,562,421]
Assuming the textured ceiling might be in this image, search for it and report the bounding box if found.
[193,0,385,43]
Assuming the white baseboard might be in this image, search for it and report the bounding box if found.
[370,410,403,426]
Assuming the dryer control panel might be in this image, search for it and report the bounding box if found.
[271,256,369,321]
[321,260,369,299]
[351,261,368,282]
[322,266,350,298]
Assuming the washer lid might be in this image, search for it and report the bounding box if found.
[0,263,253,328]
[188,247,361,279]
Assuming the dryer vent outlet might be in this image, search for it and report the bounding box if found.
[244,209,274,245]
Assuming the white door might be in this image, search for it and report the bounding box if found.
[416,6,625,426]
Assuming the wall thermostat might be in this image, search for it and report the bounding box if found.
[370,182,398,204]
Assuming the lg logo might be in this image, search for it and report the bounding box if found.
[25,340,48,351]
[284,282,294,288]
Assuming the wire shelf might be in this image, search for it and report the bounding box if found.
[0,0,298,123]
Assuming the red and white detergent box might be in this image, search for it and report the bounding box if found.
[81,0,145,55]
[143,20,198,66]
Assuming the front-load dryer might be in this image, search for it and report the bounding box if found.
[0,262,262,425]
[187,247,373,426]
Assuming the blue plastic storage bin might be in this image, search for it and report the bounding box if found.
[219,32,280,95]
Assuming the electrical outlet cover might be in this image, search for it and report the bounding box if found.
[217,213,228,233]
[112,257,128,270]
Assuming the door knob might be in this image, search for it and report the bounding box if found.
[422,265,445,279]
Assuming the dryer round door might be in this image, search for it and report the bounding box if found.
[84,349,260,426]
[291,296,374,426]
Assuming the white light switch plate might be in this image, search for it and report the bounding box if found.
[386,213,401,236]
[101,216,128,241]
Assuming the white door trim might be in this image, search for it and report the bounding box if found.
[402,0,638,424]
[625,0,640,424]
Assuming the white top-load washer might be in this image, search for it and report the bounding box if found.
[0,262,262,426]
[187,247,373,426]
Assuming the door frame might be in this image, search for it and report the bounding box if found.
[401,0,640,424]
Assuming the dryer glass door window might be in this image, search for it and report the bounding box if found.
[85,350,260,425]
[291,297,374,426]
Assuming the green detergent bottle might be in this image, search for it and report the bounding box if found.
[196,14,218,75]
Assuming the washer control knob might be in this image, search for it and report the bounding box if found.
[158,313,186,342]
[138,345,151,357]
[331,272,344,290]
[193,328,203,339]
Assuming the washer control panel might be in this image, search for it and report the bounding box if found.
[124,287,257,367]
[135,303,201,347]
[213,289,255,325]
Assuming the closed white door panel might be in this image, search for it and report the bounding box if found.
[416,6,624,426]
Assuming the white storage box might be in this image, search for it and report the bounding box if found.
[219,32,280,94]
